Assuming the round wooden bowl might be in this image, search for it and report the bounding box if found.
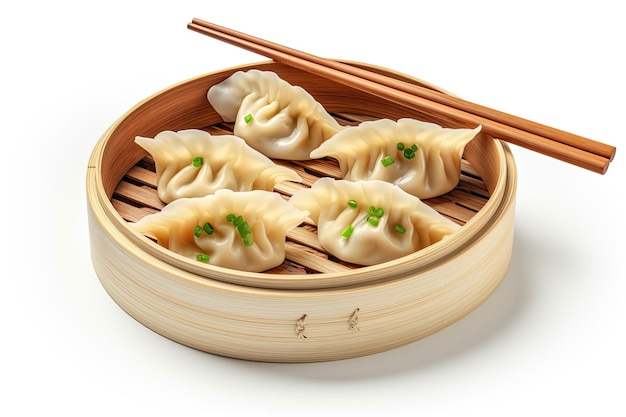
[87,60,517,362]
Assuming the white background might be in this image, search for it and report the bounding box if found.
[2,1,624,415]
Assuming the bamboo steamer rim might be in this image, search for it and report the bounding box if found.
[87,60,516,291]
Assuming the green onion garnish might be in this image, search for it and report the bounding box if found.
[394,224,406,234]
[381,156,395,167]
[237,222,251,238]
[400,144,418,160]
[195,222,215,238]
[341,224,355,239]
[396,142,405,151]
[195,253,210,263]
[243,233,254,246]
[225,214,255,246]
[348,199,358,209]
[203,222,214,235]
[244,113,254,124]
[192,157,203,167]
[374,207,384,218]
[367,216,379,227]
[367,206,376,215]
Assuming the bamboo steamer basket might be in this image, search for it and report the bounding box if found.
[87,60,517,362]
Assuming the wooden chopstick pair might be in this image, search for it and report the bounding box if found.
[187,18,615,174]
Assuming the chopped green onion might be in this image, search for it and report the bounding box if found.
[192,157,203,167]
[374,207,384,218]
[348,199,358,209]
[237,222,251,238]
[381,156,395,167]
[396,142,405,151]
[233,215,244,227]
[193,225,203,238]
[195,253,210,263]
[225,213,255,246]
[394,224,406,234]
[341,224,355,239]
[367,206,376,216]
[367,216,379,227]
[403,148,415,160]
[244,113,254,124]
[203,222,214,235]
[243,233,254,246]
[411,144,418,151]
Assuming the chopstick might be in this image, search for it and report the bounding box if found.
[187,18,615,174]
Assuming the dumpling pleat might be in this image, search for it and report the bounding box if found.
[289,178,460,266]
[134,129,302,203]
[309,118,481,199]
[130,189,309,272]
[207,69,343,160]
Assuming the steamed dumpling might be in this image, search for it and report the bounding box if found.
[207,69,343,160]
[309,118,481,199]
[129,189,309,272]
[289,178,460,266]
[135,129,301,204]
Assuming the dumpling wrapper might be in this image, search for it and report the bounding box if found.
[135,129,302,204]
[129,189,309,272]
[207,69,343,160]
[309,118,482,199]
[289,178,460,266]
